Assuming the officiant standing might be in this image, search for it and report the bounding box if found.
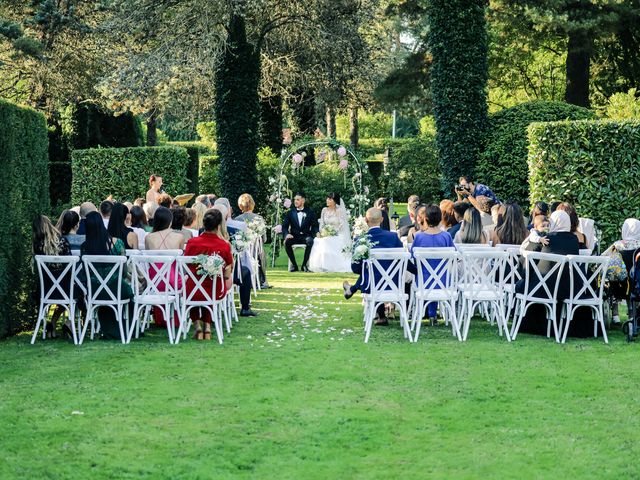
[282,192,318,272]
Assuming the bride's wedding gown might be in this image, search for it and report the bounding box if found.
[308,206,352,273]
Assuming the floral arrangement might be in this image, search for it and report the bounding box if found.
[195,254,226,279]
[345,234,377,262]
[231,231,250,254]
[352,216,369,238]
[319,224,338,238]
[245,217,267,239]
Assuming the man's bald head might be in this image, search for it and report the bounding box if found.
[365,207,383,227]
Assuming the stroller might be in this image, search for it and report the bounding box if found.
[623,249,640,342]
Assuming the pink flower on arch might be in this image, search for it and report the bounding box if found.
[339,159,349,170]
[283,198,292,209]
[337,146,347,157]
[274,225,283,234]
[293,153,303,165]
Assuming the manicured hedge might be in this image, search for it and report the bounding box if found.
[0,100,50,337]
[476,101,595,206]
[528,119,640,246]
[71,147,190,204]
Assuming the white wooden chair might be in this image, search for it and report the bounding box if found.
[81,255,130,344]
[128,255,181,344]
[175,256,224,344]
[498,246,523,322]
[411,248,461,342]
[511,251,566,342]
[32,255,82,345]
[363,248,412,343]
[459,250,510,341]
[455,243,494,253]
[287,244,307,270]
[561,255,610,344]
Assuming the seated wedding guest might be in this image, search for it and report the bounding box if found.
[129,206,149,248]
[549,201,561,214]
[183,208,200,238]
[100,200,112,229]
[449,202,472,239]
[195,194,210,207]
[207,194,217,206]
[78,201,97,235]
[145,207,185,250]
[454,208,490,244]
[56,209,85,251]
[143,202,158,229]
[439,200,458,234]
[171,206,193,242]
[398,203,419,239]
[491,204,503,227]
[528,201,549,229]
[521,214,549,252]
[374,197,391,231]
[490,202,529,246]
[515,210,583,337]
[235,193,271,289]
[556,202,587,249]
[157,193,173,209]
[342,208,404,326]
[474,195,495,229]
[108,202,138,250]
[81,211,133,340]
[123,202,134,216]
[134,198,145,207]
[398,195,420,230]
[411,204,455,325]
[215,197,247,233]
[171,199,180,209]
[32,214,73,338]
[146,174,163,205]
[184,209,236,340]
[603,218,640,324]
[193,202,208,231]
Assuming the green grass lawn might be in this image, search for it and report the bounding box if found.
[1,261,640,479]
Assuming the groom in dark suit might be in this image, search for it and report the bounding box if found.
[282,192,319,272]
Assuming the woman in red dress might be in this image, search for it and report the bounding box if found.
[184,209,233,340]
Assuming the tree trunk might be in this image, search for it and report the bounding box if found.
[325,105,336,139]
[146,112,157,146]
[214,14,261,215]
[259,95,283,154]
[565,27,592,108]
[349,107,359,150]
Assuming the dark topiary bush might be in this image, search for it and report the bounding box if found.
[476,101,595,206]
[0,100,50,337]
[71,147,189,204]
[528,119,640,246]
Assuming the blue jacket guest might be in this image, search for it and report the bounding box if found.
[281,192,319,272]
[342,207,403,326]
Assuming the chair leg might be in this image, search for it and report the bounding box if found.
[598,305,609,344]
[561,306,572,344]
[364,303,375,343]
[512,300,525,341]
[69,304,79,345]
[399,303,412,342]
[449,301,462,341]
[213,305,223,344]
[462,300,472,341]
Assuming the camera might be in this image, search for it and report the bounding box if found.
[455,184,470,192]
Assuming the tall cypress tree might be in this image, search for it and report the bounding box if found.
[215,14,261,212]
[428,0,489,195]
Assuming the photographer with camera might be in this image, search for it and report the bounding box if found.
[455,176,500,210]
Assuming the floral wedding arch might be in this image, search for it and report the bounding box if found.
[268,138,370,265]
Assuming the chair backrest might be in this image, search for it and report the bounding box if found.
[456,243,494,253]
[140,249,183,257]
[366,248,410,296]
[129,255,179,297]
[125,249,141,257]
[82,255,127,303]
[566,255,609,303]
[176,256,222,304]
[520,251,566,301]
[495,243,522,251]
[35,255,79,304]
[461,250,507,293]
[502,247,523,286]
[579,248,592,256]
[413,248,459,293]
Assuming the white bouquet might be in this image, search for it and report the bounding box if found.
[195,254,226,278]
[231,231,250,254]
[352,216,369,238]
[344,234,377,262]
[245,217,267,240]
[319,224,338,238]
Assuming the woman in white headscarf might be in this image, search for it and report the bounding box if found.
[604,218,640,324]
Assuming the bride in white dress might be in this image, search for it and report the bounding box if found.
[308,193,352,273]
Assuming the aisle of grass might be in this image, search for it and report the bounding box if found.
[1,265,640,479]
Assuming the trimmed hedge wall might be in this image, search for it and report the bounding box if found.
[0,100,50,337]
[477,101,595,206]
[528,119,640,246]
[71,147,190,204]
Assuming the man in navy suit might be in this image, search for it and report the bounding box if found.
[342,207,403,325]
[281,192,319,272]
